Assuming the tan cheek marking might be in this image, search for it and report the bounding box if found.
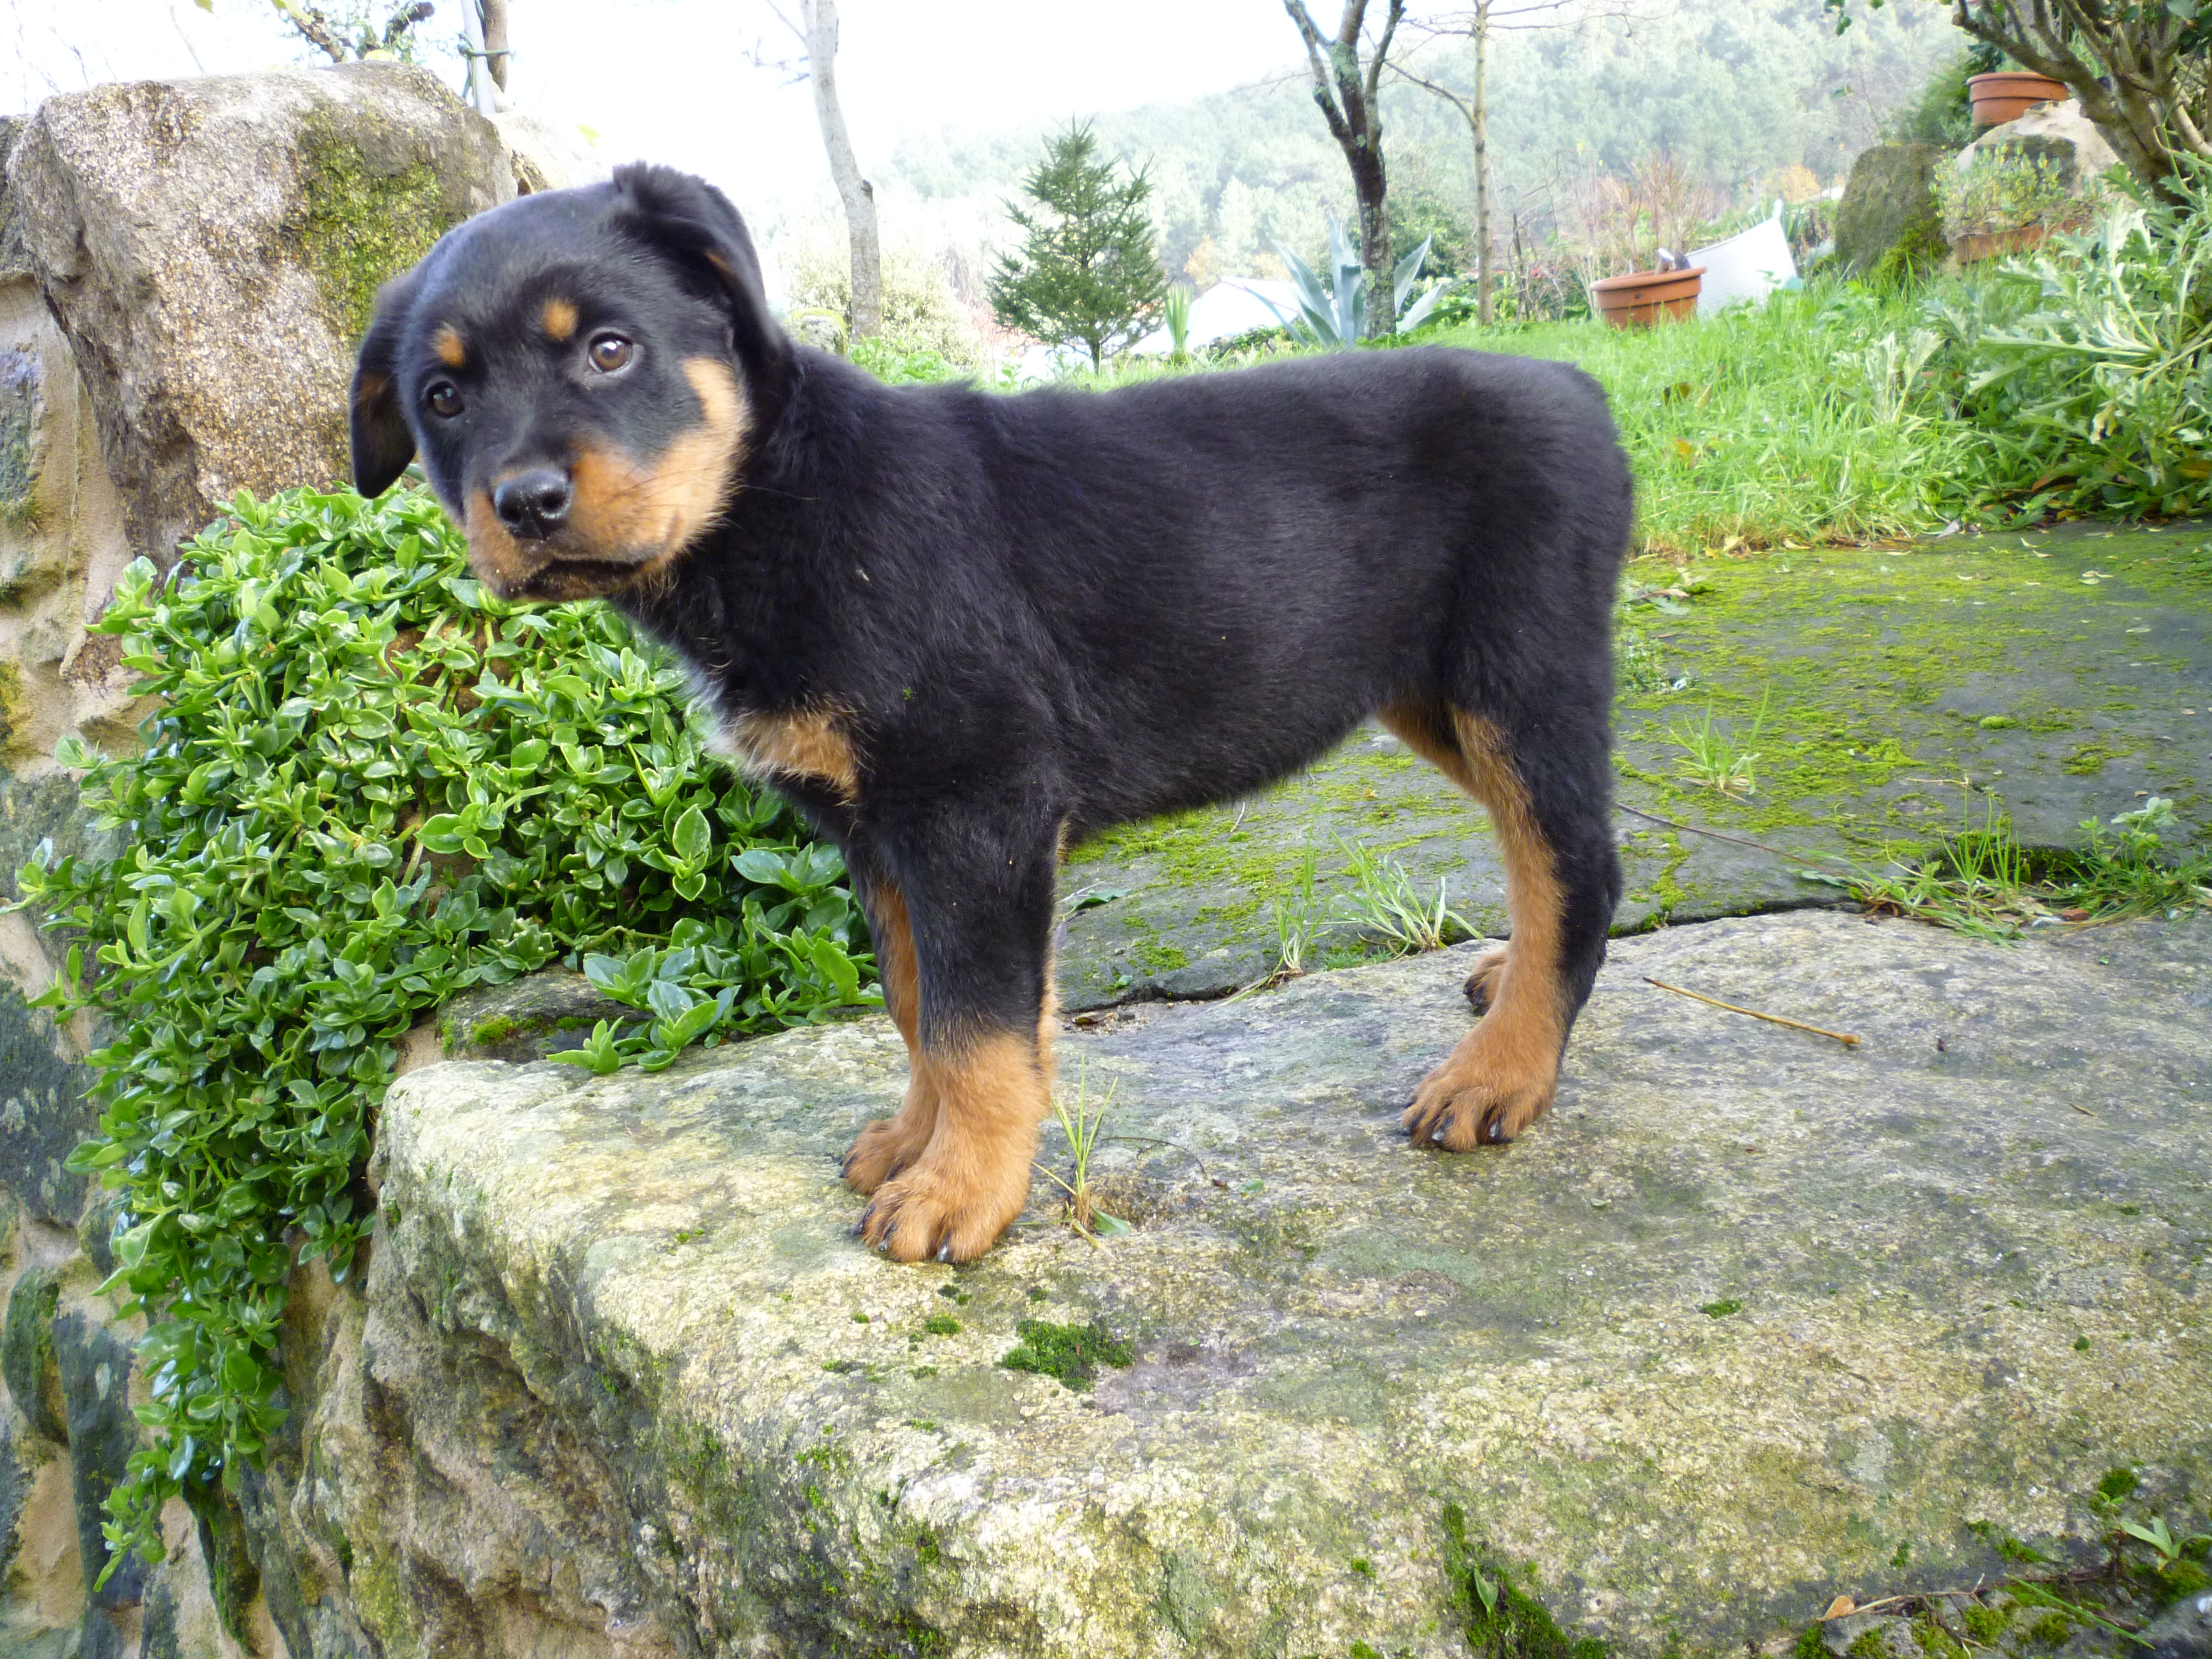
[433,326,467,368]
[729,707,859,803]
[541,298,578,341]
[565,356,748,579]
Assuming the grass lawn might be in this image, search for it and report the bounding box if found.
[1449,289,1974,557]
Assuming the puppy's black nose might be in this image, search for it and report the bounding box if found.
[492,468,572,540]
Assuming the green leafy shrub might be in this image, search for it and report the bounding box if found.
[1934,149,2103,240]
[8,484,872,1575]
[1940,158,2212,517]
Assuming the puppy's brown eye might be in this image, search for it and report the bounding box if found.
[426,382,462,418]
[587,333,634,374]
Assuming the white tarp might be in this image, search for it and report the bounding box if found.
[1689,205,1798,317]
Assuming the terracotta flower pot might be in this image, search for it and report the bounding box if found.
[1590,265,1705,329]
[1951,224,2053,263]
[1968,71,2069,128]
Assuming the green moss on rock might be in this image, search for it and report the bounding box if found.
[1443,1505,1608,1659]
[294,121,458,344]
[996,1319,1133,1391]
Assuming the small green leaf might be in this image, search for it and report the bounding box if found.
[671,805,712,865]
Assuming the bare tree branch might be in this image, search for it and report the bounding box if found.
[476,0,508,94]
[270,0,349,63]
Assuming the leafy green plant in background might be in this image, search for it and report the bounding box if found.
[1938,158,2212,518]
[1331,835,1471,955]
[1164,284,1193,365]
[1822,794,2212,940]
[1934,150,2100,240]
[7,485,873,1578]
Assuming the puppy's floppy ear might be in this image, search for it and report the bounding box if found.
[608,164,788,392]
[351,268,420,499]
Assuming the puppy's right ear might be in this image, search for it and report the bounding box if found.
[351,269,420,499]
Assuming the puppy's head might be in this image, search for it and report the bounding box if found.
[349,164,786,602]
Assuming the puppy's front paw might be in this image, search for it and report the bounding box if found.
[841,1113,930,1195]
[1462,945,1512,1016]
[857,1157,1030,1263]
[1401,1040,1556,1151]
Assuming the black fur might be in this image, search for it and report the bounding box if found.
[351,164,1632,1260]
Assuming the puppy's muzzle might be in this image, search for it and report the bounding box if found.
[493,468,573,542]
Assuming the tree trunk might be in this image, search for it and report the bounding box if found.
[1474,1,1492,326]
[1284,0,1406,337]
[803,0,883,342]
[478,0,511,102]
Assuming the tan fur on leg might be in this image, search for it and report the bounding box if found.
[859,1032,1046,1262]
[843,881,938,1194]
[1037,939,1060,1089]
[1377,700,1566,1149]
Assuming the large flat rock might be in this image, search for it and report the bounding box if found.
[367,910,2212,1658]
[1057,524,2212,1008]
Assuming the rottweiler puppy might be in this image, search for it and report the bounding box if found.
[349,164,1632,1264]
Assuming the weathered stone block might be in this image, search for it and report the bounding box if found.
[8,61,510,566]
[311,910,2211,1658]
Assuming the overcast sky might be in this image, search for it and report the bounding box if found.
[4,0,1313,208]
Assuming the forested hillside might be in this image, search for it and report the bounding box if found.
[851,0,1960,292]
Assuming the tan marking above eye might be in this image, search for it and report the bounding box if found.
[432,325,467,368]
[541,298,580,341]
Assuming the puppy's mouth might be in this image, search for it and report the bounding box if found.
[464,493,682,603]
[498,551,662,603]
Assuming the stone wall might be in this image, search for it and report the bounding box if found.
[0,60,528,1659]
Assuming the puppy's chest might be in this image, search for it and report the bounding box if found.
[693,678,860,803]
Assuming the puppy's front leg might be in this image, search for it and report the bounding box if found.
[856,823,1058,1264]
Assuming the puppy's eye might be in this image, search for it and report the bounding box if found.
[426,382,463,419]
[587,333,634,374]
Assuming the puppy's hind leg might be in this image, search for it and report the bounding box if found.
[1380,696,1620,1149]
[842,875,937,1194]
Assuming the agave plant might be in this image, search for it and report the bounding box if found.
[1260,215,1457,348]
[1165,285,1192,364]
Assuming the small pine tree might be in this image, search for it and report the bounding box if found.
[989,125,1168,372]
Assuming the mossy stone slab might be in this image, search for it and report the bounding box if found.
[1056,524,2212,1010]
[374,909,2212,1658]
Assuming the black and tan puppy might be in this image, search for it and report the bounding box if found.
[349,164,1632,1264]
